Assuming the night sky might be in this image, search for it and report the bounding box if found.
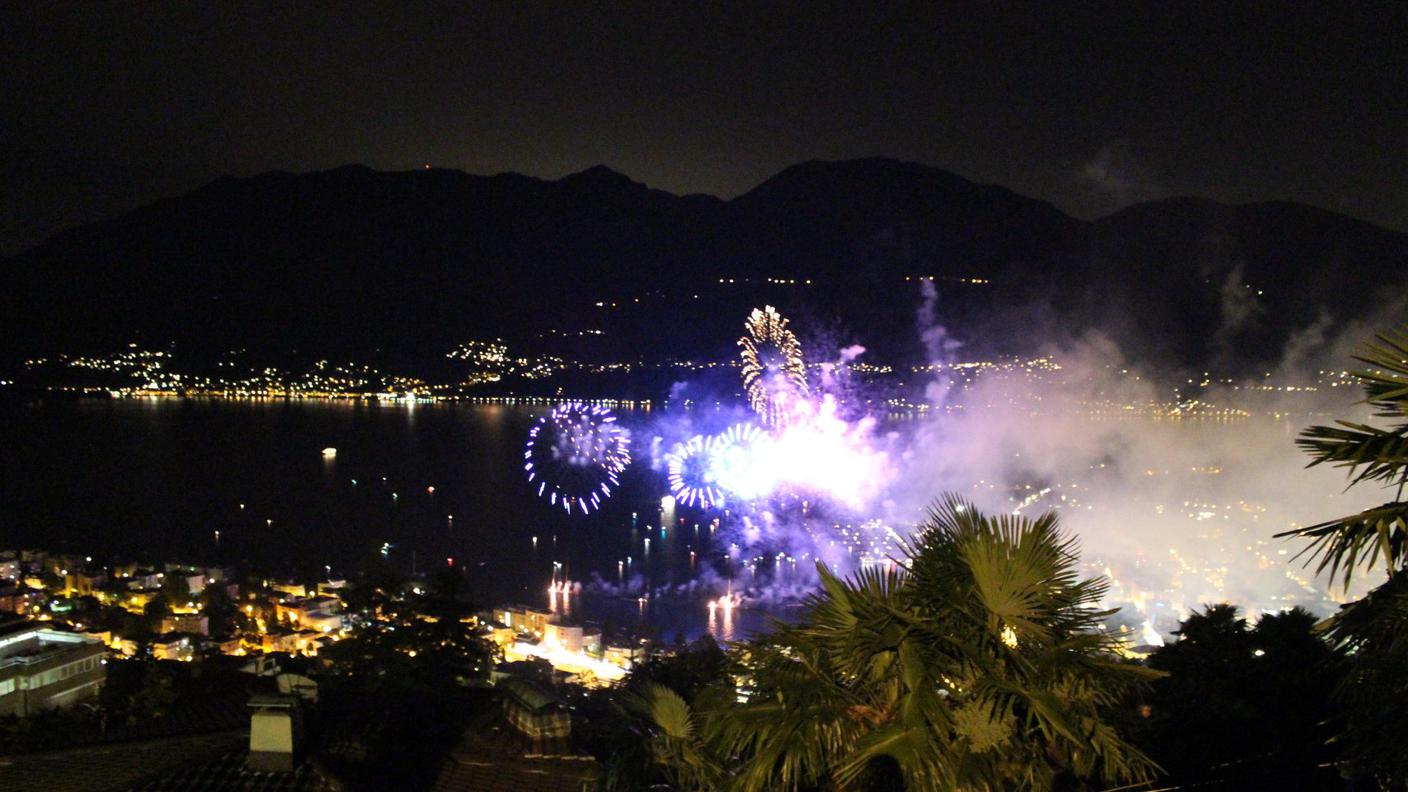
[2,2,1405,255]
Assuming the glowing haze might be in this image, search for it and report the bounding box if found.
[563,297,1401,640]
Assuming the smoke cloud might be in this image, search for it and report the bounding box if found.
[598,288,1401,641]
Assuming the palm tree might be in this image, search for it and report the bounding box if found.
[642,497,1159,791]
[1281,327,1408,585]
[632,682,732,790]
[1277,325,1408,786]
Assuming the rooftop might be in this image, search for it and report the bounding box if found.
[0,731,246,792]
[132,750,342,792]
[432,705,598,792]
[0,624,100,667]
[498,677,565,713]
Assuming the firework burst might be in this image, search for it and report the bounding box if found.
[666,434,724,508]
[708,423,773,502]
[739,305,808,427]
[524,402,631,514]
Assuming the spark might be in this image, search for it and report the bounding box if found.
[739,306,808,427]
[666,434,725,508]
[523,401,631,515]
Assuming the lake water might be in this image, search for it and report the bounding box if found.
[0,395,1370,643]
[0,397,785,641]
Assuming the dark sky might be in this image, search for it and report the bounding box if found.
[2,2,1405,254]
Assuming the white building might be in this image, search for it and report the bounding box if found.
[277,596,344,633]
[299,611,344,633]
[0,623,106,717]
[498,605,553,637]
[543,622,602,655]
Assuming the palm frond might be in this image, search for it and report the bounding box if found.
[1286,324,1408,592]
[1298,421,1408,486]
[648,495,1157,791]
[1275,501,1408,587]
[1278,325,1408,784]
[957,510,1084,644]
[641,682,694,740]
[832,722,956,791]
[1353,327,1408,416]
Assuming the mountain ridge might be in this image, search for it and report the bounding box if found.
[4,158,1405,380]
[16,158,1402,258]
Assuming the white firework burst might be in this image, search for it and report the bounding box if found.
[738,305,808,427]
[666,434,724,508]
[707,424,771,502]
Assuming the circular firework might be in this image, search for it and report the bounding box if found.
[738,305,808,427]
[708,424,772,502]
[666,435,723,508]
[523,402,631,514]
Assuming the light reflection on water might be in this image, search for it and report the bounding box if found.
[0,398,799,641]
[0,397,1364,643]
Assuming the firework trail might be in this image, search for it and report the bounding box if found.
[524,402,631,514]
[739,305,808,427]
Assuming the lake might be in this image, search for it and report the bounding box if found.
[0,397,785,641]
[0,394,1371,643]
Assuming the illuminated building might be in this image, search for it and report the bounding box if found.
[0,586,38,615]
[497,605,553,637]
[0,623,106,716]
[151,635,195,662]
[62,569,106,597]
[276,595,344,631]
[160,613,210,635]
[543,621,602,655]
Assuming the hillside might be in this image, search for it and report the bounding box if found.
[4,158,1405,381]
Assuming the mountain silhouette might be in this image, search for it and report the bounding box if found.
[4,158,1405,379]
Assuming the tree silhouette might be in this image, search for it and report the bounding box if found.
[1139,605,1341,788]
